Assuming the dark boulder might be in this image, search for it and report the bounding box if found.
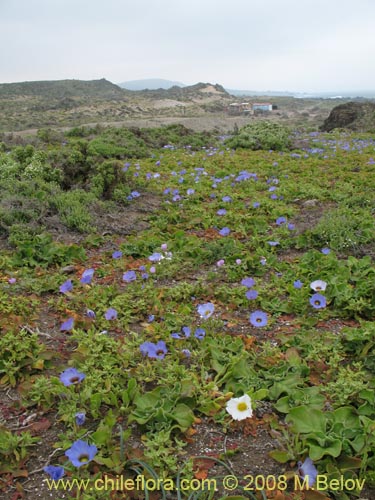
[320,101,375,132]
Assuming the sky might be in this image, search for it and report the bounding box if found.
[1,0,374,92]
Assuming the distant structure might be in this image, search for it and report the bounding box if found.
[227,102,252,115]
[252,102,273,112]
[227,101,274,115]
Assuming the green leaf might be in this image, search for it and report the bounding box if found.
[268,449,293,463]
[285,406,326,434]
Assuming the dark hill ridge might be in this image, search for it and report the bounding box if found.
[320,101,375,132]
[0,78,125,99]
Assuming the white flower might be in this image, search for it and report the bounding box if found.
[310,279,327,292]
[226,394,253,421]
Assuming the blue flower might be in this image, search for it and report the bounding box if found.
[245,289,258,300]
[241,277,255,288]
[288,223,295,230]
[59,279,73,294]
[140,340,168,359]
[194,328,206,340]
[267,241,280,246]
[219,227,231,236]
[65,440,97,468]
[131,191,141,198]
[123,270,137,282]
[44,465,65,480]
[197,303,215,319]
[321,247,331,255]
[276,216,286,225]
[298,457,318,487]
[181,349,191,358]
[249,310,268,328]
[253,202,260,208]
[222,196,232,202]
[310,293,326,309]
[80,268,94,285]
[293,280,303,289]
[148,314,155,322]
[148,252,163,262]
[60,368,85,386]
[105,308,118,320]
[75,412,86,426]
[112,250,123,259]
[60,317,74,332]
[86,309,96,318]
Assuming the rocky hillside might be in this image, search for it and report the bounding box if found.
[320,101,375,132]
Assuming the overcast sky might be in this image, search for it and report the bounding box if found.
[1,0,374,92]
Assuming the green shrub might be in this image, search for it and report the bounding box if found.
[52,189,95,232]
[87,128,148,159]
[225,121,291,150]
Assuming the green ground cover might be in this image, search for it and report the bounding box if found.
[1,125,375,499]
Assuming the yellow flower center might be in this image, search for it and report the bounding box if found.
[237,402,248,412]
[78,454,89,463]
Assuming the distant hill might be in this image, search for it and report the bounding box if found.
[0,78,125,99]
[119,79,186,91]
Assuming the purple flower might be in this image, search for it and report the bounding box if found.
[182,326,191,338]
[245,289,258,300]
[75,412,86,426]
[86,309,96,318]
[181,349,191,358]
[65,440,97,468]
[8,277,16,284]
[60,317,74,332]
[276,217,286,225]
[197,303,215,319]
[219,227,230,236]
[112,250,123,259]
[141,272,149,279]
[288,223,295,230]
[241,277,255,288]
[298,458,318,487]
[253,202,260,208]
[216,259,225,267]
[293,280,303,289]
[270,194,278,200]
[321,247,331,255]
[161,243,168,251]
[148,252,163,262]
[249,310,268,328]
[194,328,206,340]
[260,257,267,266]
[310,293,326,309]
[105,308,118,320]
[150,266,156,274]
[148,314,155,322]
[59,279,73,294]
[217,209,227,215]
[80,268,94,285]
[267,241,280,246]
[222,196,232,202]
[187,188,195,195]
[60,368,85,386]
[236,259,242,265]
[123,270,137,282]
[43,465,65,480]
[140,340,168,359]
[131,191,141,198]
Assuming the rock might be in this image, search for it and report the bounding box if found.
[61,265,76,274]
[303,199,318,207]
[320,101,375,132]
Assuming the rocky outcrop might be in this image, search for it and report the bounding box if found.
[320,101,375,132]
